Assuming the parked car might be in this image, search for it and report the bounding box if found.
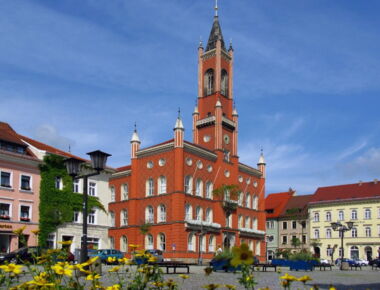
[335,258,359,266]
[145,249,164,263]
[94,249,124,264]
[354,259,369,266]
[0,246,41,264]
[319,259,330,265]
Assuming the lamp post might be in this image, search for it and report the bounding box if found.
[330,221,354,270]
[64,150,111,264]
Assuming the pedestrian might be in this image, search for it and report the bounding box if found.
[216,245,223,256]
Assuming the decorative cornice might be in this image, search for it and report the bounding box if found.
[309,196,380,208]
[221,50,232,61]
[110,170,132,180]
[136,142,174,158]
[202,49,216,60]
[222,116,235,130]
[184,143,217,162]
[196,116,216,128]
[0,151,41,167]
[238,163,262,178]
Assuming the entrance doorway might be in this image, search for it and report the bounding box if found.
[365,246,372,261]
[223,236,231,249]
[0,234,10,253]
[314,246,320,258]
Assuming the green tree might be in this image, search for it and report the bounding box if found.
[291,237,301,249]
[38,155,105,247]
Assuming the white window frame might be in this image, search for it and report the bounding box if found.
[55,176,62,190]
[110,212,115,227]
[365,227,371,237]
[158,204,166,222]
[145,234,153,250]
[19,204,32,221]
[188,233,195,251]
[245,193,251,208]
[245,217,250,229]
[122,184,129,200]
[326,211,331,222]
[238,192,243,206]
[184,176,193,194]
[351,227,357,238]
[73,179,81,193]
[185,204,192,220]
[314,212,320,222]
[252,217,257,230]
[120,235,128,252]
[146,178,154,196]
[208,235,215,252]
[0,170,13,189]
[19,174,32,191]
[157,233,166,251]
[158,176,167,194]
[338,210,344,221]
[88,181,97,196]
[206,181,213,199]
[195,179,203,197]
[282,221,287,230]
[88,209,97,225]
[0,202,12,219]
[205,208,212,223]
[196,207,203,221]
[73,211,80,223]
[110,186,115,202]
[121,209,128,226]
[326,228,332,238]
[314,229,320,239]
[364,208,371,220]
[239,215,243,228]
[146,206,154,223]
[351,209,357,220]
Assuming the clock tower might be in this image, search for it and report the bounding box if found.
[192,4,238,161]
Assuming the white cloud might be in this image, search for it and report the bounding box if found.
[34,124,74,151]
[339,147,380,178]
[337,140,368,160]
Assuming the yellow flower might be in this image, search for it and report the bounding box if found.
[203,284,220,290]
[0,264,23,275]
[329,287,337,290]
[51,263,74,277]
[281,280,290,287]
[31,229,40,235]
[246,275,254,282]
[225,285,237,289]
[58,240,73,246]
[118,257,131,265]
[106,285,121,290]
[85,255,99,266]
[151,281,165,287]
[148,256,157,262]
[108,266,121,273]
[86,273,101,280]
[27,272,55,287]
[107,256,117,263]
[12,226,26,236]
[179,274,189,279]
[280,273,297,281]
[129,244,140,250]
[230,243,254,267]
[165,279,177,287]
[298,275,312,284]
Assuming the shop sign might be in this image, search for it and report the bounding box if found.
[0,224,12,229]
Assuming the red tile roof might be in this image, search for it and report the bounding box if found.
[116,165,131,172]
[0,122,27,147]
[310,181,380,204]
[265,191,295,218]
[19,134,87,161]
[280,194,312,218]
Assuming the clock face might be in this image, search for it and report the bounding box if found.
[203,135,211,143]
[223,134,230,144]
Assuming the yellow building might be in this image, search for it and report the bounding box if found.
[308,180,380,261]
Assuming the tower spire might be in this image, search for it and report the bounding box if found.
[215,0,218,17]
[206,0,225,51]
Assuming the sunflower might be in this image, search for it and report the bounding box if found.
[106,284,121,290]
[0,263,24,275]
[280,273,298,281]
[12,226,26,236]
[230,243,254,267]
[58,240,73,246]
[298,275,312,284]
[203,284,220,290]
[108,266,121,273]
[178,274,189,279]
[86,273,101,280]
[225,285,237,289]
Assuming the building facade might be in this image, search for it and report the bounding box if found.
[109,10,267,262]
[0,122,40,252]
[308,181,380,261]
[20,135,114,253]
[265,191,294,260]
[278,194,311,252]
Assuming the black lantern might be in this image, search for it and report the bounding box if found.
[64,158,84,177]
[347,221,354,230]
[331,222,338,231]
[87,150,111,172]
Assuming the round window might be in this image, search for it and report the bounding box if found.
[158,158,166,166]
[186,158,193,166]
[224,170,230,178]
[238,176,243,183]
[147,161,153,169]
[197,161,203,169]
[203,135,211,143]
[207,165,213,173]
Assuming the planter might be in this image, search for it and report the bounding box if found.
[134,257,148,265]
[20,218,30,222]
[272,259,316,271]
[0,216,10,220]
[210,258,240,272]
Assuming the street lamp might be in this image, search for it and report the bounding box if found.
[64,150,111,263]
[330,221,354,270]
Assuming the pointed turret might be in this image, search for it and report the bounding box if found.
[130,123,140,159]
[205,1,226,51]
[174,109,184,148]
[215,98,222,108]
[257,149,266,178]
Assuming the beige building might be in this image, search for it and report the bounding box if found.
[308,181,380,261]
[278,194,312,251]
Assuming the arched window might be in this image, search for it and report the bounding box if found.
[338,210,344,221]
[365,209,371,219]
[238,215,243,228]
[204,69,214,95]
[206,181,213,199]
[121,209,128,226]
[365,227,371,237]
[314,212,320,222]
[188,233,195,251]
[120,235,128,252]
[110,186,115,202]
[252,195,258,210]
[208,235,216,252]
[221,69,228,96]
[110,212,115,227]
[185,204,192,220]
[158,176,167,194]
[145,206,154,223]
[158,204,166,222]
[200,235,206,252]
[224,188,231,201]
[245,193,251,208]
[350,246,359,259]
[326,228,332,238]
[351,227,357,238]
[184,176,193,194]
[252,217,257,230]
[326,211,331,222]
[145,234,153,250]
[226,214,232,227]
[238,192,243,206]
[122,184,129,200]
[206,208,213,223]
[157,233,166,251]
[351,209,357,220]
[256,241,261,255]
[314,229,320,239]
[109,237,115,249]
[245,217,250,229]
[195,179,203,197]
[196,206,203,221]
[146,178,154,196]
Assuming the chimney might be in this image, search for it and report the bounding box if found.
[374,178,378,184]
[358,180,362,186]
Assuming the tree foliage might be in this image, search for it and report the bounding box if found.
[38,154,105,247]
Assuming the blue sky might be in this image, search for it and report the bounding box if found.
[1,0,380,194]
